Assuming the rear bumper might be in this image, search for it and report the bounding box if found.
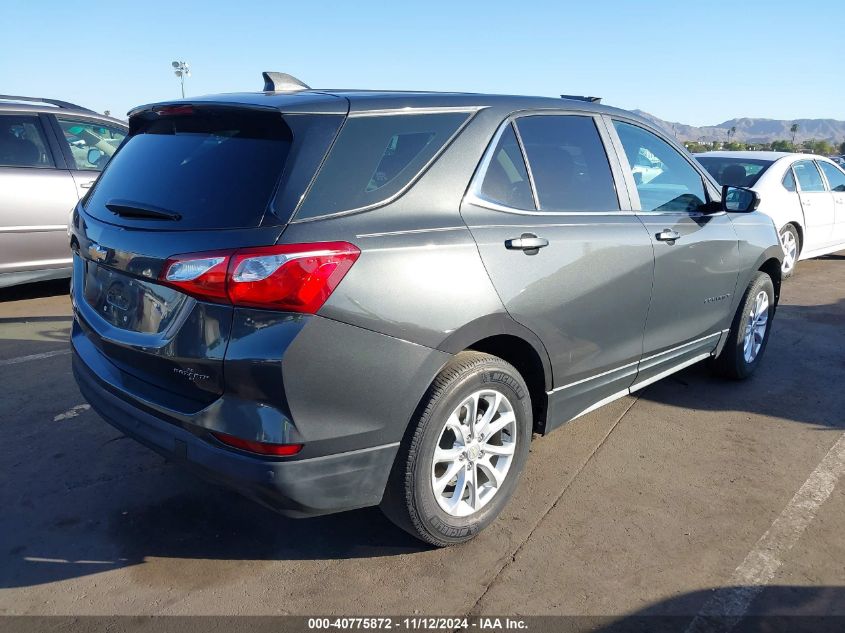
[72,346,399,517]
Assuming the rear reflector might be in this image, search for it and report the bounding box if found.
[211,431,303,456]
[160,241,360,313]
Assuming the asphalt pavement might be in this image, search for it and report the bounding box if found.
[0,255,843,627]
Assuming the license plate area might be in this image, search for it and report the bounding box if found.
[82,261,190,334]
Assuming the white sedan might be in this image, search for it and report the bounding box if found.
[696,151,845,277]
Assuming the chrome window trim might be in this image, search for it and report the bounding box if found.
[347,106,486,118]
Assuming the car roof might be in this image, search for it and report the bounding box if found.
[128,88,644,122]
[0,98,128,128]
[696,151,829,162]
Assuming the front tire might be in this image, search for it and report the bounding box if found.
[711,272,775,379]
[779,224,800,278]
[381,351,532,546]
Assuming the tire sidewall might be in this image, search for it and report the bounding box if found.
[412,363,531,543]
[732,274,775,378]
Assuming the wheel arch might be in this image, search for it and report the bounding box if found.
[758,256,783,307]
[438,314,552,432]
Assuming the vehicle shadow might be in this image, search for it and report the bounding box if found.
[587,585,845,633]
[633,298,845,431]
[0,458,428,589]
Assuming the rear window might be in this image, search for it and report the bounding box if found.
[84,107,293,230]
[696,157,773,187]
[295,112,470,220]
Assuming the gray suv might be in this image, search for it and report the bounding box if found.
[70,73,783,545]
[0,96,127,288]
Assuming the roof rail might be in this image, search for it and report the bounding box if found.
[560,94,602,103]
[0,94,97,113]
[262,72,310,93]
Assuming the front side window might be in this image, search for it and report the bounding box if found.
[818,161,845,192]
[515,115,619,212]
[793,160,826,192]
[57,117,126,171]
[476,123,535,210]
[0,115,54,168]
[296,112,470,220]
[613,120,706,213]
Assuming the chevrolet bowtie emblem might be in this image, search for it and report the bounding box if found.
[88,243,108,262]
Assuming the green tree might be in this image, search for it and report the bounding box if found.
[684,141,708,154]
[839,141,845,155]
[790,123,799,145]
[772,139,793,152]
[805,139,834,155]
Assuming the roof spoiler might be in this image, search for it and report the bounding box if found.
[560,94,602,103]
[262,72,311,93]
[0,94,97,113]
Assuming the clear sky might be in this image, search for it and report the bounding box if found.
[2,0,842,125]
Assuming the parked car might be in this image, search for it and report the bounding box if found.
[696,151,845,277]
[70,73,783,546]
[0,95,127,288]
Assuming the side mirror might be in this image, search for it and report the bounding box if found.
[722,185,760,213]
[87,148,104,165]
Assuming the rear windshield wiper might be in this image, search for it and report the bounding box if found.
[105,199,182,221]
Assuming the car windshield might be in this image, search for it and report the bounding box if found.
[696,157,773,187]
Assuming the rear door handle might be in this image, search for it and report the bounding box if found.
[505,233,549,255]
[80,181,95,189]
[656,229,681,242]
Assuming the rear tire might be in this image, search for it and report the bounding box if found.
[711,272,775,380]
[381,351,532,546]
[779,224,800,279]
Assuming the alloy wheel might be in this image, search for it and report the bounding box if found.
[743,290,769,363]
[780,230,797,274]
[430,390,517,517]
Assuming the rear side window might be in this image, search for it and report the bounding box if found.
[84,107,292,230]
[793,160,825,192]
[0,114,54,168]
[515,115,619,212]
[782,168,797,192]
[818,161,845,192]
[477,123,535,210]
[296,112,470,220]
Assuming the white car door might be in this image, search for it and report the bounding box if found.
[0,113,78,280]
[792,159,835,251]
[817,160,845,245]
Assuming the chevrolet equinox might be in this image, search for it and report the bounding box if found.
[70,72,783,546]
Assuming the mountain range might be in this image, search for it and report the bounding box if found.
[632,110,845,144]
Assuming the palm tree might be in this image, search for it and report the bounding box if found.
[790,123,799,146]
[729,126,737,142]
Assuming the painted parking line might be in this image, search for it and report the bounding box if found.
[53,404,90,421]
[0,348,70,367]
[686,431,845,632]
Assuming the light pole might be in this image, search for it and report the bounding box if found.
[171,61,190,98]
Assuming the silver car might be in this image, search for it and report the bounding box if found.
[0,96,127,288]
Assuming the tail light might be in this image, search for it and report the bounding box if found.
[161,242,359,313]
